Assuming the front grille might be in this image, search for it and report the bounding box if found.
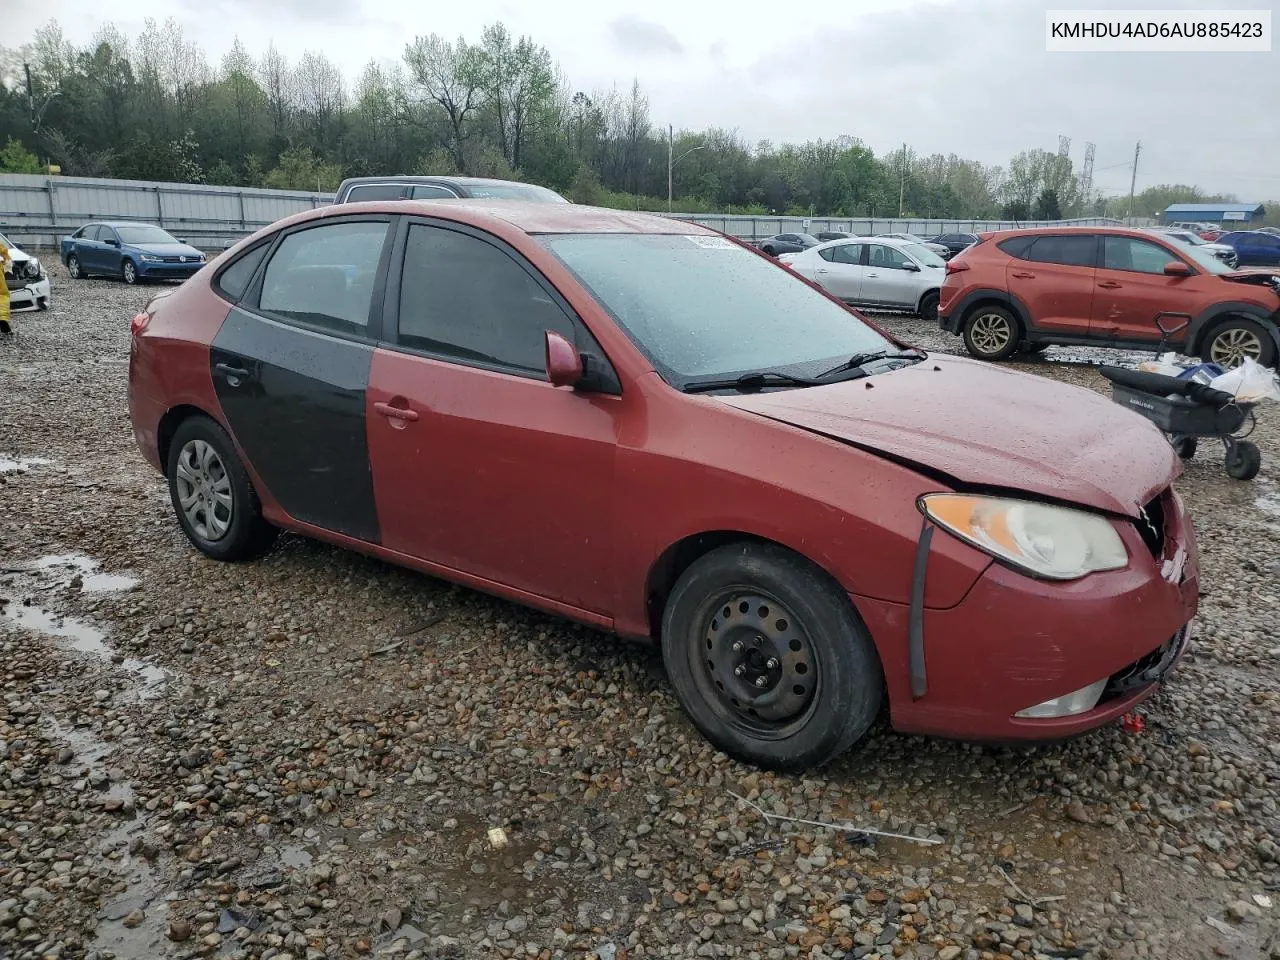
[1136,492,1167,560]
[1101,628,1187,700]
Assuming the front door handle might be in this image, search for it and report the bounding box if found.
[1098,280,1122,289]
[1011,271,1035,279]
[374,400,419,422]
[215,362,251,380]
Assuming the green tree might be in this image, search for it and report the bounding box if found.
[1032,188,1061,220]
[0,137,43,173]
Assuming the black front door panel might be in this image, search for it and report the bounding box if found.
[211,307,380,543]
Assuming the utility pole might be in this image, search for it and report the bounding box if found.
[668,124,673,213]
[1126,140,1141,224]
[898,142,907,218]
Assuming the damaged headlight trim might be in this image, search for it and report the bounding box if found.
[919,493,1129,581]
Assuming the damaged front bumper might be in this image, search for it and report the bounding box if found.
[6,277,52,312]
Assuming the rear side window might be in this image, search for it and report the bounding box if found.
[1026,235,1096,267]
[818,247,836,262]
[396,223,577,376]
[1102,236,1180,274]
[257,221,389,337]
[215,243,269,302]
[832,244,862,265]
[344,184,406,202]
[997,236,1035,259]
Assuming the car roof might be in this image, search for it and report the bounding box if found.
[340,175,537,187]
[313,199,719,236]
[977,225,1178,241]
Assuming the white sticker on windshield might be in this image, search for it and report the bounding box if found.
[684,234,736,249]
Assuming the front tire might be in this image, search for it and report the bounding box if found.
[917,290,939,324]
[962,305,1021,361]
[1201,317,1275,368]
[166,415,278,561]
[67,255,83,280]
[121,259,139,285]
[660,542,883,771]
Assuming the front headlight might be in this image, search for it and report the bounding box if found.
[140,254,160,262]
[921,494,1128,580]
[25,258,42,280]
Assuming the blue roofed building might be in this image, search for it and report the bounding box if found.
[1163,202,1265,226]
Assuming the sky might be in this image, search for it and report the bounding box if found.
[9,0,1280,202]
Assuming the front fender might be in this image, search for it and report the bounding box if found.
[1189,301,1280,355]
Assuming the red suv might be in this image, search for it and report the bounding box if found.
[938,226,1280,366]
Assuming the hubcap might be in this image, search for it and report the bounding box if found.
[700,592,815,732]
[1209,327,1262,367]
[174,439,233,541]
[970,313,1012,354]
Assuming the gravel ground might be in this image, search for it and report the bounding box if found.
[1,267,1278,960]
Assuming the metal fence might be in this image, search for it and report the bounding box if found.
[0,172,1123,251]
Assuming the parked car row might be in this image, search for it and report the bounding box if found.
[937,226,1280,367]
[756,231,973,261]
[129,197,1202,771]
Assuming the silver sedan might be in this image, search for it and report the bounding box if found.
[780,236,946,321]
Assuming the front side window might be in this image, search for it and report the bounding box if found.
[1102,236,1184,275]
[540,233,893,384]
[257,221,388,336]
[116,224,178,245]
[396,223,576,376]
[1027,235,1096,267]
[868,244,913,270]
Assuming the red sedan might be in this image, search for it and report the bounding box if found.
[128,200,1199,770]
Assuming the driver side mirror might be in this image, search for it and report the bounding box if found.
[545,330,584,388]
[901,261,921,272]
[1163,261,1191,277]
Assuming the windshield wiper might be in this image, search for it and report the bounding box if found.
[816,348,926,381]
[682,371,822,394]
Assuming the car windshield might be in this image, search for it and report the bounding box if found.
[902,242,946,267]
[465,183,568,202]
[1179,243,1234,274]
[798,234,820,245]
[539,233,894,385]
[0,232,11,249]
[116,225,179,245]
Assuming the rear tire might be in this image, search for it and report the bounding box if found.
[1200,317,1275,368]
[917,290,939,324]
[660,542,883,771]
[166,415,278,561]
[1020,342,1049,355]
[962,305,1021,361]
[761,245,777,256]
[1170,435,1198,460]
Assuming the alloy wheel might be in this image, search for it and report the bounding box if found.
[122,260,137,284]
[699,591,817,737]
[67,256,81,279]
[970,312,1012,354]
[1209,327,1263,367]
[174,439,234,541]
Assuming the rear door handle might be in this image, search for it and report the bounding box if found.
[374,401,419,422]
[1098,280,1121,289]
[1011,271,1035,279]
[215,362,251,380]
[815,268,829,275]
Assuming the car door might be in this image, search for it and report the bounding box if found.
[1091,235,1196,342]
[72,225,101,272]
[367,218,619,613]
[209,216,394,542]
[862,243,918,307]
[1005,233,1097,334]
[98,226,125,275]
[811,242,863,300]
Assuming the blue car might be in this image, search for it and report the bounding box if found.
[60,222,206,285]
[1216,230,1280,268]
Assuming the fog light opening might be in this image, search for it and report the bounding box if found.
[1014,678,1108,719]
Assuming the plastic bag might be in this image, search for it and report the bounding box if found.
[1137,354,1185,376]
[1208,356,1280,403]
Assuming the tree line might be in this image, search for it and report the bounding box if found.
[0,18,1262,222]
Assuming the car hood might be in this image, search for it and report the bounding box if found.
[4,246,31,263]
[716,355,1178,517]
[129,242,204,258]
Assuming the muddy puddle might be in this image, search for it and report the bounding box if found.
[34,552,141,592]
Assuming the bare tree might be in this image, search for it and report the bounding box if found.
[403,34,482,173]
[257,44,293,134]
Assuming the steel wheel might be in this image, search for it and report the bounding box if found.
[1208,326,1263,367]
[174,439,233,541]
[970,312,1013,353]
[698,591,818,738]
